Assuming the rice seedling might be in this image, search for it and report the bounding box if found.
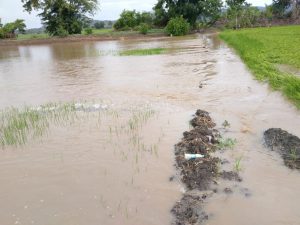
[0,101,107,148]
[234,157,243,172]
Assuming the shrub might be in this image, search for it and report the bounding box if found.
[139,23,149,35]
[56,26,69,37]
[165,16,190,36]
[0,28,4,39]
[114,10,154,31]
[84,27,93,35]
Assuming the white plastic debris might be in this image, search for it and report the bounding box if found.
[74,103,83,109]
[93,104,101,110]
[184,153,204,160]
[101,104,108,110]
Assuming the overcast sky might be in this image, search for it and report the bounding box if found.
[0,0,273,28]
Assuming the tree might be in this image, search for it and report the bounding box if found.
[165,16,190,36]
[21,0,99,36]
[94,21,105,29]
[113,10,139,30]
[153,0,169,26]
[0,19,26,39]
[138,12,155,25]
[153,0,223,27]
[291,0,300,20]
[226,0,247,29]
[272,0,291,18]
[113,10,154,30]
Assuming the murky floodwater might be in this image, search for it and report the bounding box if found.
[0,34,299,225]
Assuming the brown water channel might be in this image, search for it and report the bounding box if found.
[0,34,299,225]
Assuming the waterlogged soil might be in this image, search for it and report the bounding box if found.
[264,128,300,169]
[0,33,300,225]
[172,109,241,224]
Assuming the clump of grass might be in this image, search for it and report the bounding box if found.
[289,148,299,162]
[217,138,237,150]
[234,157,243,172]
[220,26,300,108]
[119,48,167,56]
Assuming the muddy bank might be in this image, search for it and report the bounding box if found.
[264,128,300,169]
[0,32,167,47]
[172,110,241,224]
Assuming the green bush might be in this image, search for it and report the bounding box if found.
[139,23,149,35]
[165,16,190,36]
[114,10,154,31]
[56,26,69,37]
[84,27,93,35]
[0,28,4,39]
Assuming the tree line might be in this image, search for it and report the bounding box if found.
[0,0,299,39]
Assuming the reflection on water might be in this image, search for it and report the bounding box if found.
[0,34,300,225]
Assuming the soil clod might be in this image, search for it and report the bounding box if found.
[264,128,300,169]
[171,194,208,225]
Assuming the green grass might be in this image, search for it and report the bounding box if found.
[119,48,167,56]
[220,25,300,108]
[17,33,50,40]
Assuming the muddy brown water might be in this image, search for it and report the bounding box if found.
[0,34,300,225]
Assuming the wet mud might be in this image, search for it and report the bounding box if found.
[172,110,241,224]
[264,128,300,169]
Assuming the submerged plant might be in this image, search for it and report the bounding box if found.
[234,157,243,172]
[222,120,231,129]
[0,102,107,148]
[119,48,167,56]
[217,138,237,150]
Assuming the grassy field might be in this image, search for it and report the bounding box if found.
[17,33,50,40]
[220,25,300,108]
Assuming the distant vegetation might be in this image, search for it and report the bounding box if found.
[221,0,300,29]
[220,25,300,108]
[21,0,99,36]
[113,10,154,31]
[165,16,190,36]
[0,0,299,40]
[0,19,26,39]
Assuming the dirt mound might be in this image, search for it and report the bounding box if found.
[264,128,300,169]
[171,110,222,224]
[171,194,208,225]
[174,110,220,191]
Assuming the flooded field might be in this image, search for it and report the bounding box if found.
[0,34,300,225]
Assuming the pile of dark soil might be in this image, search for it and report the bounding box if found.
[171,194,208,225]
[174,110,220,191]
[264,128,300,169]
[171,110,241,225]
